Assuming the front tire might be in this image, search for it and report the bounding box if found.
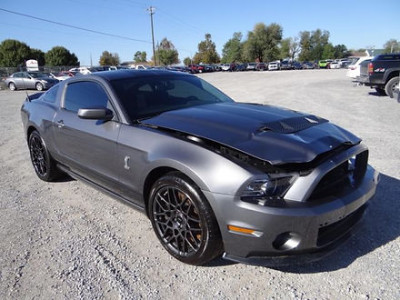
[36,82,44,91]
[28,131,61,181]
[149,172,222,265]
[385,77,399,98]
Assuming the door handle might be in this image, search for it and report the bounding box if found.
[56,120,64,128]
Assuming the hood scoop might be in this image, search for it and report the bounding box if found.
[259,115,328,134]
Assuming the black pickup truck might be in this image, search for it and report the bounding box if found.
[359,53,400,98]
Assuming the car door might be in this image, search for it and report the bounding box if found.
[52,80,121,190]
[22,72,35,89]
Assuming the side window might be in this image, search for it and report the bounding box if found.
[42,84,59,103]
[64,81,109,112]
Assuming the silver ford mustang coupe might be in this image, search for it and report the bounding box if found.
[21,70,379,266]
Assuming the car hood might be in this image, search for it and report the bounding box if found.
[141,102,361,165]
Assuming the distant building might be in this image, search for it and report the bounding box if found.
[365,49,386,56]
[349,49,385,58]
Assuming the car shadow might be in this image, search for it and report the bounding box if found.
[273,173,399,273]
[368,91,387,97]
[54,174,75,183]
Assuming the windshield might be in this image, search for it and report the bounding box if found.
[28,72,49,78]
[111,74,234,121]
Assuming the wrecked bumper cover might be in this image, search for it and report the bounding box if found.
[205,152,379,266]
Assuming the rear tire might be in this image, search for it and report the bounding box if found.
[385,77,399,98]
[8,82,16,91]
[149,172,223,265]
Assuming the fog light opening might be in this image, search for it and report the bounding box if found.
[272,232,301,251]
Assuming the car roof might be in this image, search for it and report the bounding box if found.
[88,69,191,82]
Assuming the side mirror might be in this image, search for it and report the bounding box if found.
[78,107,113,121]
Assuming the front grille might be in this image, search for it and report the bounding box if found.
[317,204,367,247]
[308,150,368,202]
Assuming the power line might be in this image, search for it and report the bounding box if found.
[0,7,152,44]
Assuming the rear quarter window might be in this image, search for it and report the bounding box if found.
[41,85,59,103]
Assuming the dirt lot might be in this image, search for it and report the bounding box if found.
[0,69,399,299]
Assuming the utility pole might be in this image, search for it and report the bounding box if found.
[147,6,156,65]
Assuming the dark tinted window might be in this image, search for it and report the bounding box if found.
[64,81,109,112]
[110,75,233,121]
[42,84,59,103]
[374,54,400,61]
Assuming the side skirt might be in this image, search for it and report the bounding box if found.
[57,164,147,215]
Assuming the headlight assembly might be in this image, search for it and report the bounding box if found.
[241,174,297,207]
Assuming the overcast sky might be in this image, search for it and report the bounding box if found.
[1,0,399,65]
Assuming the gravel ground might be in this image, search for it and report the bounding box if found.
[0,69,399,299]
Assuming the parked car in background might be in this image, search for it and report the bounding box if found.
[21,69,378,266]
[268,61,280,71]
[5,71,59,91]
[329,60,341,69]
[280,60,292,70]
[339,59,353,68]
[292,61,303,70]
[346,57,372,79]
[50,71,73,81]
[358,53,400,97]
[69,67,92,75]
[302,61,315,69]
[221,63,236,71]
[256,62,267,71]
[318,60,332,69]
[246,62,257,71]
[235,64,247,71]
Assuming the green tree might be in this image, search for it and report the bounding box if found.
[99,51,120,66]
[299,31,312,61]
[280,38,290,59]
[221,32,243,63]
[193,33,220,64]
[134,51,147,63]
[299,29,330,61]
[183,57,192,66]
[30,48,45,66]
[243,23,282,62]
[280,37,300,60]
[383,39,400,53]
[322,43,335,59]
[333,44,350,59]
[155,38,179,65]
[0,39,31,67]
[45,46,79,66]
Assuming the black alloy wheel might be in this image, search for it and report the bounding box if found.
[149,173,222,265]
[28,131,61,181]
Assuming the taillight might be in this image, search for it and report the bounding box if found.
[368,62,374,75]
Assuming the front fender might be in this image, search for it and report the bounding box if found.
[118,124,258,196]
